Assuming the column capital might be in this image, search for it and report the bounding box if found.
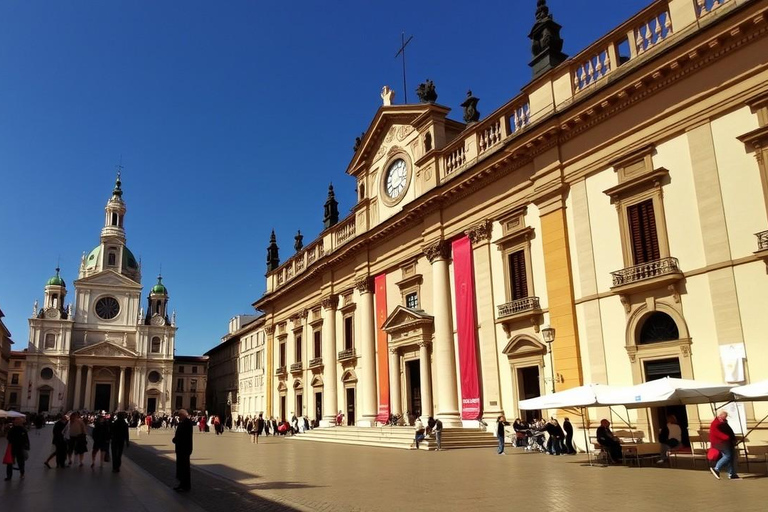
[354,276,374,294]
[465,220,493,246]
[321,295,339,311]
[265,325,276,336]
[389,347,399,354]
[422,239,451,262]
[418,341,432,348]
[119,366,127,371]
[76,363,83,369]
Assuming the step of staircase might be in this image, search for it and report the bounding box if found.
[288,426,499,450]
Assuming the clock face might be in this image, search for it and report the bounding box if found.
[95,296,120,320]
[385,159,408,199]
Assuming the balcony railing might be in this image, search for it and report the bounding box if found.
[338,348,357,361]
[275,366,286,377]
[757,230,768,251]
[308,357,323,369]
[497,296,541,319]
[290,362,303,373]
[611,257,681,287]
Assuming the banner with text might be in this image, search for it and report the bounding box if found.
[375,274,390,423]
[452,236,482,420]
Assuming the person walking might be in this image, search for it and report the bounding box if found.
[90,415,111,468]
[255,414,265,444]
[433,418,443,451]
[3,417,30,480]
[709,411,740,480]
[563,418,576,454]
[411,417,426,450]
[110,412,130,473]
[496,415,509,455]
[50,414,69,468]
[172,409,193,492]
[68,411,88,467]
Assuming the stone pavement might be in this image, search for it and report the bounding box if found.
[127,428,768,512]
[0,427,208,512]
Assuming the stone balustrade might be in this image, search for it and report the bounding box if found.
[337,348,357,361]
[697,0,732,18]
[443,143,467,176]
[290,362,303,373]
[308,357,323,368]
[334,216,356,246]
[497,296,541,319]
[275,366,286,376]
[611,257,682,287]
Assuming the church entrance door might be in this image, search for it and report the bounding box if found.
[94,384,111,412]
[406,360,421,419]
[147,397,157,414]
[346,388,355,426]
[38,392,50,413]
[314,392,322,423]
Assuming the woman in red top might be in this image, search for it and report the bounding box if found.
[709,411,739,480]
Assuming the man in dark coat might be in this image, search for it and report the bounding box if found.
[52,415,69,468]
[173,409,193,491]
[110,411,130,473]
[563,417,576,454]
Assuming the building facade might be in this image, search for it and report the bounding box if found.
[18,174,178,415]
[236,316,267,419]
[0,308,13,410]
[205,319,247,419]
[5,351,26,411]
[172,356,208,413]
[254,0,768,440]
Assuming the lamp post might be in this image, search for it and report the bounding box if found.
[542,325,556,394]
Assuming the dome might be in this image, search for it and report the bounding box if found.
[46,268,65,287]
[151,275,168,295]
[85,246,101,270]
[123,247,138,270]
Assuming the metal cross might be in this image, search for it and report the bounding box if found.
[395,32,414,104]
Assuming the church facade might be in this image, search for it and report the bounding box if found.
[19,175,177,415]
[254,0,768,440]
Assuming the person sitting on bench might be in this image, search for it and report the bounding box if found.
[596,419,622,462]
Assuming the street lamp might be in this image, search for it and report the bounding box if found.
[542,325,556,394]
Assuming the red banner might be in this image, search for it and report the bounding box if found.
[452,236,482,420]
[375,274,390,423]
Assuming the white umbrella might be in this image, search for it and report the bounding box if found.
[0,409,26,418]
[518,383,620,410]
[731,380,768,401]
[601,377,733,408]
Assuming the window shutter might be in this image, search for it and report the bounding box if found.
[628,200,660,264]
[508,250,528,300]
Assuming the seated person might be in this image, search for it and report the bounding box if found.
[596,419,622,462]
[657,414,682,463]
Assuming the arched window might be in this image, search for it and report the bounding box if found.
[44,333,56,349]
[111,213,118,226]
[151,336,161,353]
[51,294,58,308]
[639,312,680,344]
[108,252,116,266]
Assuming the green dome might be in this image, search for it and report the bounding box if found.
[46,268,65,287]
[85,246,101,270]
[151,275,168,295]
[123,247,138,270]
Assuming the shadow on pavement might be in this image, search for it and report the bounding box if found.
[125,443,303,511]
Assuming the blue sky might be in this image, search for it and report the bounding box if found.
[0,0,651,355]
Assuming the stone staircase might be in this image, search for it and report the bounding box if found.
[288,426,498,450]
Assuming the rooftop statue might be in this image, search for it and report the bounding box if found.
[415,79,437,104]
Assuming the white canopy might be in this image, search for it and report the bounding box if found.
[598,377,733,408]
[0,409,26,418]
[731,380,768,401]
[518,384,620,410]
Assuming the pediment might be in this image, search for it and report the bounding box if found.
[502,335,547,358]
[346,104,450,177]
[74,269,141,289]
[382,305,434,333]
[74,340,137,358]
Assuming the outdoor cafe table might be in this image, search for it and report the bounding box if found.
[621,442,661,466]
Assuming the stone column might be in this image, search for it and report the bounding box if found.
[321,295,339,426]
[423,239,461,426]
[388,348,402,417]
[83,365,94,411]
[466,220,504,421]
[117,366,126,411]
[73,364,84,410]
[356,276,377,426]
[419,342,434,419]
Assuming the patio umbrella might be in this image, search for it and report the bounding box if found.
[731,380,768,401]
[0,409,26,418]
[599,377,734,408]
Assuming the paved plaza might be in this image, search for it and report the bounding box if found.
[3,427,768,512]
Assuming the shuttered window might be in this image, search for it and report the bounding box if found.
[508,250,528,300]
[627,200,660,264]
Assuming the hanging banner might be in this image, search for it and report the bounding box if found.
[452,236,482,420]
[375,274,390,423]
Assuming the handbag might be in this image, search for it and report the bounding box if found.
[2,444,13,465]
